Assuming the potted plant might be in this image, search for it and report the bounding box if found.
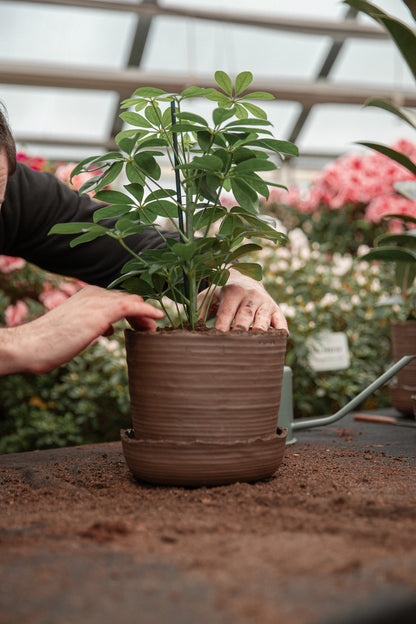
[50,71,298,485]
[361,215,416,413]
[344,0,416,413]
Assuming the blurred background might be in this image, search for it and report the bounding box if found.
[0,0,414,180]
[1,0,415,452]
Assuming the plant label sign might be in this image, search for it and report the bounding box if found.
[306,332,350,372]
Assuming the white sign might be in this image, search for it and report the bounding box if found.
[306,331,350,372]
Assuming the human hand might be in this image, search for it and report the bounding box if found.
[0,285,164,375]
[197,269,288,333]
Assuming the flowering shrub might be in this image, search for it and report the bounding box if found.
[0,153,131,453]
[255,230,398,418]
[264,140,416,253]
[0,330,130,453]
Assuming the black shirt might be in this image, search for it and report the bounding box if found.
[1,163,177,287]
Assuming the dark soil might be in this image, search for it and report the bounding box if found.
[1,416,416,624]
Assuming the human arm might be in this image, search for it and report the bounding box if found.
[0,286,164,375]
[2,165,286,333]
[1,164,179,287]
[197,268,289,333]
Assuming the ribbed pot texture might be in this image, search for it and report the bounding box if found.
[390,321,416,414]
[124,329,287,442]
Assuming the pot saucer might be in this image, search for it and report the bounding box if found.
[121,429,287,487]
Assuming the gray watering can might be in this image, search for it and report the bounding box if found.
[277,355,416,444]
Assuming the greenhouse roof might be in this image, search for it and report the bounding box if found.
[0,0,415,172]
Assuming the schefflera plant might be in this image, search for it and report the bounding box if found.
[50,71,298,328]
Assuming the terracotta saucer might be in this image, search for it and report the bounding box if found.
[120,428,287,487]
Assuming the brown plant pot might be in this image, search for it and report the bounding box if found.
[389,321,416,415]
[121,328,287,486]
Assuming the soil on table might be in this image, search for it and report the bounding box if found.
[1,426,416,624]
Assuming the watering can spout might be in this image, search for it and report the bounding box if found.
[278,356,416,442]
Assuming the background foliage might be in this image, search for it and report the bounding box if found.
[1,141,413,452]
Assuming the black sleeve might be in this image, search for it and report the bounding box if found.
[0,163,179,287]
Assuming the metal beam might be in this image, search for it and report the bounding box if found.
[288,6,359,146]
[19,0,389,40]
[110,0,156,139]
[2,62,416,108]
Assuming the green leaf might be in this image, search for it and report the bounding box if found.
[384,213,416,225]
[181,86,209,98]
[227,243,262,262]
[94,190,131,204]
[197,130,213,151]
[120,97,147,111]
[234,103,249,120]
[239,173,270,199]
[240,101,268,120]
[69,226,109,247]
[362,247,416,264]
[213,107,236,126]
[93,204,133,222]
[230,178,259,211]
[203,88,231,107]
[364,98,416,130]
[179,154,224,171]
[126,162,145,184]
[77,174,104,195]
[240,91,274,100]
[343,1,416,81]
[176,112,208,126]
[231,262,263,280]
[375,232,416,248]
[225,118,272,128]
[233,158,276,173]
[124,183,145,203]
[144,200,179,219]
[193,206,226,229]
[144,104,162,126]
[133,87,167,98]
[93,161,124,193]
[48,222,98,235]
[120,111,153,128]
[133,152,161,180]
[219,215,244,236]
[215,71,233,95]
[247,138,299,157]
[357,142,416,176]
[170,122,205,133]
[146,189,176,201]
[235,71,253,95]
[171,241,198,261]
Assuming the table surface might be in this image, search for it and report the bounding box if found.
[1,409,416,624]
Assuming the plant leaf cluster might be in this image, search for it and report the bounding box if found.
[49,71,297,327]
[344,0,416,319]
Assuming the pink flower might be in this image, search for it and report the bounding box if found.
[0,255,26,273]
[39,283,70,310]
[16,152,48,171]
[264,139,416,220]
[365,194,416,231]
[59,280,85,297]
[5,300,29,327]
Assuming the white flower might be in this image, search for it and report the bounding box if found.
[332,254,353,276]
[288,228,310,258]
[279,303,296,318]
[320,293,338,307]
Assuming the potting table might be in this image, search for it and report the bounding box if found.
[1,409,416,624]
